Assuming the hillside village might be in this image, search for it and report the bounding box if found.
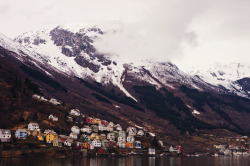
[1,94,250,158]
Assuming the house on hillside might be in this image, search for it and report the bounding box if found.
[118,136,126,142]
[101,120,109,126]
[59,135,68,143]
[98,124,107,131]
[49,98,62,105]
[119,131,126,138]
[117,141,126,148]
[169,146,182,154]
[92,140,101,148]
[86,117,93,124]
[71,126,80,134]
[70,132,78,139]
[148,148,155,155]
[83,142,90,149]
[115,124,122,131]
[53,139,63,147]
[28,123,39,131]
[99,134,106,140]
[91,125,99,133]
[127,136,135,143]
[126,142,134,148]
[107,122,114,131]
[64,138,73,147]
[0,129,11,142]
[93,118,101,124]
[81,126,92,134]
[134,141,142,148]
[101,139,109,148]
[15,129,28,139]
[70,109,81,116]
[107,132,115,141]
[109,140,117,148]
[46,131,58,143]
[80,134,90,141]
[126,127,137,136]
[137,130,144,136]
[90,133,99,140]
[48,114,58,121]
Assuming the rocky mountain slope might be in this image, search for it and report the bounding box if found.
[1,24,250,150]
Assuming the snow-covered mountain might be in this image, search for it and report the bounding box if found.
[8,24,224,100]
[185,62,250,98]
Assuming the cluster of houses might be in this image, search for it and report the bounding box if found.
[0,109,148,152]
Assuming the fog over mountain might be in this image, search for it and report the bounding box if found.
[1,0,250,70]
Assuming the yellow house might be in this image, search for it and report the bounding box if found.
[38,135,44,141]
[93,118,101,124]
[46,132,58,143]
[90,133,99,140]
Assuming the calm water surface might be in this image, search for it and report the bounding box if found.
[0,156,250,166]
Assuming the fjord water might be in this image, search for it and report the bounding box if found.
[0,156,250,166]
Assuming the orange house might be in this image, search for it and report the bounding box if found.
[83,142,90,149]
[126,142,134,148]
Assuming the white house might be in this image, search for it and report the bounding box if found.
[148,148,156,155]
[28,123,39,131]
[70,109,81,116]
[108,122,114,128]
[107,133,115,141]
[117,141,126,148]
[115,124,122,131]
[98,124,107,131]
[92,140,101,148]
[49,98,61,105]
[0,129,11,142]
[48,114,58,121]
[71,126,80,134]
[70,132,78,139]
[118,136,126,142]
[137,130,144,136]
[126,127,137,136]
[81,126,92,134]
[127,136,135,142]
[119,131,126,138]
[64,138,73,146]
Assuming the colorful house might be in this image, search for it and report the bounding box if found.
[0,129,11,142]
[101,120,109,126]
[109,141,117,148]
[83,142,90,149]
[59,135,68,143]
[126,142,134,148]
[90,133,99,140]
[99,134,106,140]
[15,129,28,139]
[53,139,63,147]
[134,141,142,148]
[46,131,58,143]
[101,139,109,148]
[86,117,93,124]
[38,135,44,141]
[93,118,101,124]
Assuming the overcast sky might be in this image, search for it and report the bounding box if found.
[0,0,250,69]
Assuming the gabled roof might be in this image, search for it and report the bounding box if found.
[0,129,11,135]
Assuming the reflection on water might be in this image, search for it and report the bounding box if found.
[0,156,250,166]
